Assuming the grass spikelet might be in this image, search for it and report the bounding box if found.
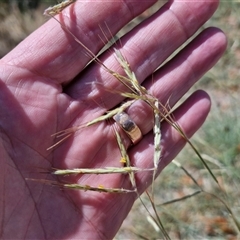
[86,100,135,127]
[52,167,146,175]
[115,129,137,192]
[44,0,76,16]
[47,100,135,150]
[63,183,135,193]
[113,48,147,96]
[151,99,161,199]
[153,100,161,169]
[27,178,136,193]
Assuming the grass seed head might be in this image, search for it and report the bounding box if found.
[44,0,76,16]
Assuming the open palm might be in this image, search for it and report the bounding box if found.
[0,1,226,239]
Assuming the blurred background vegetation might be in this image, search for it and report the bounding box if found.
[0,1,239,239]
[0,0,56,58]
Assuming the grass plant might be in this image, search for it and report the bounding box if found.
[1,1,239,239]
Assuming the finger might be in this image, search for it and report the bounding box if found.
[146,27,227,106]
[130,90,211,193]
[55,23,226,162]
[1,1,157,84]
[66,0,219,108]
[110,27,226,150]
[54,24,223,175]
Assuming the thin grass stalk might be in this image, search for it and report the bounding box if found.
[158,102,219,185]
[145,191,171,240]
[204,192,240,232]
[159,190,202,206]
[172,160,240,232]
[172,160,203,190]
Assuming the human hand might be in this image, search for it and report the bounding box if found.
[0,0,226,239]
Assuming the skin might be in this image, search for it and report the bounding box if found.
[0,0,227,239]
